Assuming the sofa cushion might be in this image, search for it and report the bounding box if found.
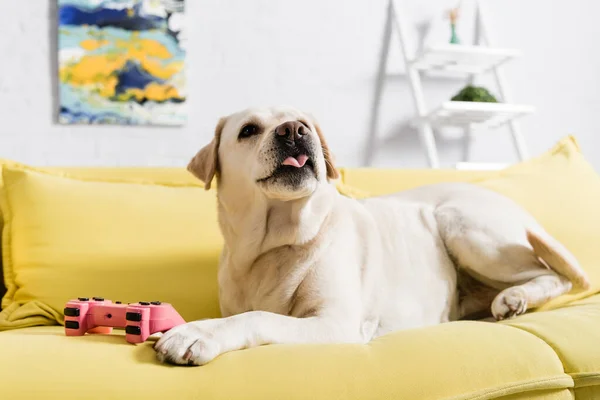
[342,136,600,310]
[0,162,209,310]
[0,165,223,330]
[504,294,600,400]
[0,321,573,400]
[0,159,23,306]
[339,168,492,197]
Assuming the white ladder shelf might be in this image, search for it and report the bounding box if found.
[365,0,534,168]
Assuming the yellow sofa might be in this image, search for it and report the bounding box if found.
[1,137,599,400]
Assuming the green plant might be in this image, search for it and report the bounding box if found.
[451,85,498,102]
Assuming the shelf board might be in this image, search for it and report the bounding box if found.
[410,45,521,75]
[417,101,534,129]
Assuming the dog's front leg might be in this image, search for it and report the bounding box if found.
[154,311,360,366]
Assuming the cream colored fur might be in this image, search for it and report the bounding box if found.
[154,106,590,366]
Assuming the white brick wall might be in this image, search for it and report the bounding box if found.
[1,0,599,169]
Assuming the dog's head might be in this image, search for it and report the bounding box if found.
[187,106,339,201]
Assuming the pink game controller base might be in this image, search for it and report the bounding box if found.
[64,297,186,344]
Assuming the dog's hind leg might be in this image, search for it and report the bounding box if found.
[490,274,572,320]
[490,230,589,320]
[434,192,589,321]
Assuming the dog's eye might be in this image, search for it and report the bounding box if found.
[238,124,260,139]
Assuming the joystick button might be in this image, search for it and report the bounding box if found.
[78,297,89,301]
[65,321,80,329]
[139,301,150,306]
[93,297,104,301]
[126,326,141,335]
[126,312,142,322]
[64,307,80,317]
[151,301,161,305]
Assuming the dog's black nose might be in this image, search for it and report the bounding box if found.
[275,121,306,146]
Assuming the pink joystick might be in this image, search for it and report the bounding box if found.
[64,297,186,344]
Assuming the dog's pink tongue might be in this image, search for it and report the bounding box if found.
[282,154,308,168]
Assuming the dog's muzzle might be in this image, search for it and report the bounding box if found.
[274,121,313,168]
[256,120,316,184]
[275,121,309,146]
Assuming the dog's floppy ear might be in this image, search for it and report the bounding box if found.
[187,117,226,190]
[313,121,340,180]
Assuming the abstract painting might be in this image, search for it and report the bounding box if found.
[58,0,186,126]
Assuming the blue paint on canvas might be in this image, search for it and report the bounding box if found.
[59,3,164,31]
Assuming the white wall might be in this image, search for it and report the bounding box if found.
[1,0,599,169]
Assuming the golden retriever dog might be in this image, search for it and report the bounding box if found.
[154,106,589,366]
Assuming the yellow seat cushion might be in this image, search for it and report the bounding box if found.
[0,166,223,330]
[338,168,492,197]
[503,294,600,400]
[342,136,600,309]
[0,163,205,244]
[0,162,206,304]
[0,321,573,400]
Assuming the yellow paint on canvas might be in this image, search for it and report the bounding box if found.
[141,59,184,80]
[118,83,182,103]
[144,82,182,102]
[60,35,183,103]
[79,39,109,51]
[98,75,119,98]
[116,37,172,60]
[60,54,126,85]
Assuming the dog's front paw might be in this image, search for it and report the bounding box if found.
[491,287,528,321]
[154,320,223,366]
